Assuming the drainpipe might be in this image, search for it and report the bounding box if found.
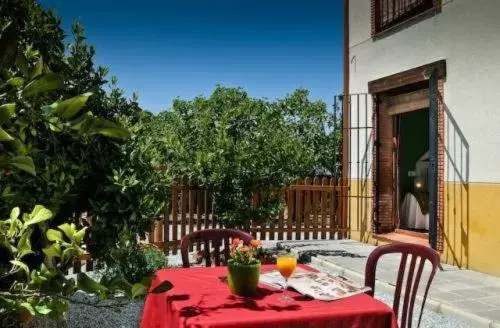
[341,0,350,237]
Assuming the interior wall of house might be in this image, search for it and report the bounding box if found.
[347,0,500,276]
[399,110,429,199]
[398,109,429,230]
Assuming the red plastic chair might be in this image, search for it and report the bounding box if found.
[180,229,253,268]
[364,243,440,328]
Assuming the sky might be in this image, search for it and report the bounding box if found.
[40,0,343,113]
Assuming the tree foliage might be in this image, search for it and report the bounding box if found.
[0,0,167,255]
[154,86,340,227]
[88,111,171,258]
[0,1,171,324]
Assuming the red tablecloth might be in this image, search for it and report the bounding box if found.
[140,265,397,328]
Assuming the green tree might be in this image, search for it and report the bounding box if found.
[88,110,171,259]
[154,85,337,227]
[0,1,167,258]
[0,3,174,323]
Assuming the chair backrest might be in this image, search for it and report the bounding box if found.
[364,243,440,328]
[180,229,253,268]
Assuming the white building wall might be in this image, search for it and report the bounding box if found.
[349,0,500,183]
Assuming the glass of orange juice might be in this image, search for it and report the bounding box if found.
[276,253,297,302]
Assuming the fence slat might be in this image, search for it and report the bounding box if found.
[278,192,285,240]
[269,192,276,241]
[188,186,194,251]
[180,186,187,245]
[303,177,312,240]
[339,178,347,239]
[321,177,328,239]
[204,190,209,230]
[296,179,303,239]
[188,187,194,234]
[150,220,155,244]
[210,193,216,228]
[287,189,294,240]
[163,201,170,254]
[330,178,337,239]
[154,220,163,247]
[196,189,202,250]
[312,177,320,239]
[172,186,179,254]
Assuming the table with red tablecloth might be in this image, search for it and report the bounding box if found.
[140,265,397,328]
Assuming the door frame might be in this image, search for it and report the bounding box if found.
[369,60,446,251]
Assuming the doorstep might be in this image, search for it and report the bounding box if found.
[373,230,429,247]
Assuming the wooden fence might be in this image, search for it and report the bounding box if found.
[149,177,348,255]
[70,177,348,272]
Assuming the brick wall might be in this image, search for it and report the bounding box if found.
[376,104,395,233]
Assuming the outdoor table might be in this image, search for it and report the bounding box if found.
[140,265,397,328]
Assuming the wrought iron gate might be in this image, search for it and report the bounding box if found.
[336,93,375,237]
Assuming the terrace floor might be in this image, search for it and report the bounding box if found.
[274,239,500,328]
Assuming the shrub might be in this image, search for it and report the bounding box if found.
[0,206,86,324]
[99,234,167,285]
[142,245,168,274]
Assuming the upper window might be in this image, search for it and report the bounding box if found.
[372,0,438,36]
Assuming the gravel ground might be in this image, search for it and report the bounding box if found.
[374,292,474,328]
[66,292,143,328]
[62,290,475,328]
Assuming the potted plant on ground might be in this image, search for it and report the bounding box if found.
[254,245,277,264]
[227,239,262,296]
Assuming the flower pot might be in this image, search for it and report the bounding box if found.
[227,260,261,296]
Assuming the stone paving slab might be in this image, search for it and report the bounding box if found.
[276,239,500,328]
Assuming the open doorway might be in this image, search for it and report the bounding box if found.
[396,109,429,233]
[368,60,445,249]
